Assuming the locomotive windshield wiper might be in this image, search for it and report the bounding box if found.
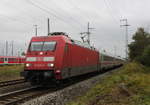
[41,41,45,51]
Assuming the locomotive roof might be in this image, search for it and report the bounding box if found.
[31,35,72,43]
[31,33,97,51]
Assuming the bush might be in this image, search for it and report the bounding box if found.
[140,45,150,66]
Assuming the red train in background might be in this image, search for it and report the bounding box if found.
[21,32,123,85]
[0,56,25,65]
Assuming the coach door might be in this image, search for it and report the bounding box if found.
[4,58,8,63]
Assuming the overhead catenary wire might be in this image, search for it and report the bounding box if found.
[105,0,124,19]
[41,0,85,28]
[103,0,120,25]
[0,1,40,27]
[65,0,106,31]
[26,0,82,31]
[64,0,91,22]
[2,0,40,24]
[0,14,32,26]
[65,0,107,44]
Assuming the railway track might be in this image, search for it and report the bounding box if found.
[0,66,122,105]
[0,78,89,105]
[0,86,54,105]
[0,79,26,88]
[0,79,72,105]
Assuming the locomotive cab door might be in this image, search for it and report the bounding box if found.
[63,43,72,78]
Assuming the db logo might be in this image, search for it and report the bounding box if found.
[34,64,45,67]
[36,57,43,61]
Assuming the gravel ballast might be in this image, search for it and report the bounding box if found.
[22,69,119,105]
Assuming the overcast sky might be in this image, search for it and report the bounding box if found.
[0,0,149,58]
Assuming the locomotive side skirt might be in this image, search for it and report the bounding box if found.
[61,65,98,79]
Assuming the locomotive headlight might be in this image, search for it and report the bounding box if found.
[26,63,31,67]
[40,52,43,55]
[48,63,54,67]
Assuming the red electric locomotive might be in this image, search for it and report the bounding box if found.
[21,32,100,84]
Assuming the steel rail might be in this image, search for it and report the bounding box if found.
[0,86,40,105]
[0,79,25,87]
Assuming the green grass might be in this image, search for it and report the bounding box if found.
[67,62,150,105]
[0,65,24,82]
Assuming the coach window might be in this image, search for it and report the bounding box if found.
[0,58,4,62]
[8,58,11,62]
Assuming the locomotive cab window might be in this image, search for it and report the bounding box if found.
[30,41,56,51]
[30,42,43,51]
[43,42,56,51]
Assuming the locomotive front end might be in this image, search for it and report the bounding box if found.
[21,37,62,85]
[24,54,55,82]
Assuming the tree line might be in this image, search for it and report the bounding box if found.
[128,28,150,66]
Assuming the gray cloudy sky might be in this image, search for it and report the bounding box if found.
[0,0,149,57]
